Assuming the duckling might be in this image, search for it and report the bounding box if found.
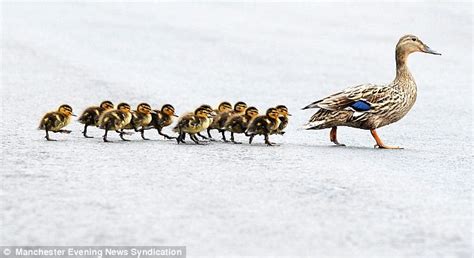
[213,101,247,142]
[302,35,440,148]
[273,105,291,135]
[224,106,259,144]
[78,100,114,138]
[98,102,133,142]
[173,106,213,144]
[196,104,216,140]
[148,104,178,139]
[246,107,281,146]
[39,104,75,141]
[123,103,154,140]
[207,101,232,140]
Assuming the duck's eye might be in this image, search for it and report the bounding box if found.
[411,38,417,41]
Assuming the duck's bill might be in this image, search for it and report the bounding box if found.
[287,113,293,116]
[173,114,179,117]
[72,114,77,117]
[423,46,441,55]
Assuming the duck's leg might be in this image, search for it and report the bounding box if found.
[330,126,345,146]
[230,132,242,144]
[157,128,175,140]
[370,129,402,149]
[140,127,149,140]
[45,129,56,141]
[83,124,93,138]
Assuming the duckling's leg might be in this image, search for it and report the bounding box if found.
[370,129,402,149]
[45,129,56,141]
[220,129,229,142]
[230,132,242,144]
[330,126,345,146]
[248,134,255,144]
[176,132,186,144]
[157,128,175,140]
[197,133,209,141]
[83,124,93,138]
[119,129,130,141]
[264,133,274,146]
[140,127,149,140]
[190,134,200,144]
[103,126,111,142]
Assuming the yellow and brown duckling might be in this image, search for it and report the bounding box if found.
[224,106,259,144]
[123,103,154,140]
[195,104,216,140]
[213,101,247,142]
[98,102,133,142]
[173,106,213,144]
[207,101,232,140]
[273,105,291,135]
[245,107,281,146]
[39,104,76,141]
[148,104,178,139]
[78,100,114,138]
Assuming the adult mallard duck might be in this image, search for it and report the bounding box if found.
[302,35,440,149]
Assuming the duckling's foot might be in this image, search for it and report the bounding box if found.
[45,136,57,141]
[119,134,130,141]
[103,137,112,143]
[232,140,242,144]
[82,126,93,138]
[59,130,72,134]
[197,133,209,140]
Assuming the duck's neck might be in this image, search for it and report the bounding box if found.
[394,49,415,84]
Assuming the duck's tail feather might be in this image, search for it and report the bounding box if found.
[301,120,326,130]
[302,100,322,110]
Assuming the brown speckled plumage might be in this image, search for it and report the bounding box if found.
[303,35,440,148]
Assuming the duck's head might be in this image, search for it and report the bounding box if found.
[396,35,441,56]
[245,106,259,118]
[100,100,114,110]
[217,101,232,112]
[194,107,213,118]
[117,103,132,113]
[58,104,75,117]
[234,101,247,113]
[276,105,292,117]
[199,104,216,116]
[137,103,153,115]
[162,104,178,117]
[266,107,279,120]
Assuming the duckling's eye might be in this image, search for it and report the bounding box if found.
[411,38,417,42]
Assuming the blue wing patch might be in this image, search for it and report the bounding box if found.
[350,100,371,111]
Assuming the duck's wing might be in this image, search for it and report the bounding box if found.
[302,83,390,112]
